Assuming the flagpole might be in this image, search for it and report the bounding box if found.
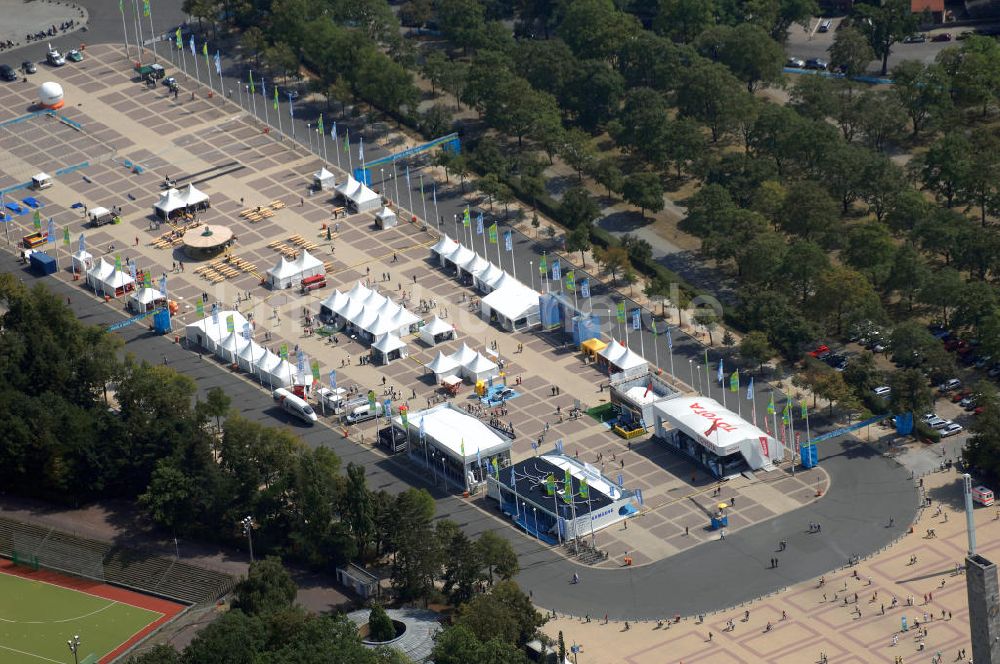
[420,175,429,224]
[120,2,130,59]
[639,314,645,359]
[392,160,400,209]
[433,185,440,232]
[805,406,811,445]
[275,85,283,136]
[751,380,758,427]
[333,124,341,169]
[721,368,727,410]
[652,322,660,371]
[704,352,711,398]
[261,81,270,128]
[736,374,741,418]
[495,228,502,267]
[204,46,213,93]
[480,218,487,259]
[322,122,329,163]
[145,1,157,62]
[131,0,144,62]
[346,130,353,173]
[192,39,200,84]
[178,37,187,76]
[406,167,415,218]
[509,234,516,280]
[287,92,295,139]
[667,330,675,382]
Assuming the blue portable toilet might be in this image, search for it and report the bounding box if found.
[152,309,172,335]
[29,251,57,275]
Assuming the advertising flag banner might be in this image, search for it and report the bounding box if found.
[492,457,499,478]
[226,315,235,333]
[650,317,658,336]
[463,207,471,227]
[195,297,204,317]
[273,84,279,110]
[767,395,776,415]
[801,401,808,419]
[159,274,168,299]
[214,51,221,75]
[504,230,512,251]
[488,223,498,244]
[211,302,219,325]
[358,136,364,163]
[782,402,790,426]
[717,359,724,384]
[79,233,85,253]
[189,34,195,57]
[579,477,589,499]
[667,326,673,349]
[143,272,151,288]
[747,376,754,400]
[329,370,337,389]
[242,322,252,340]
[460,438,465,457]
[143,0,150,17]
[539,253,547,273]
[296,349,306,374]
[616,301,626,323]
[129,261,136,282]
[551,259,561,281]
[310,360,320,382]
[565,270,575,292]
[400,405,408,428]
[47,218,55,244]
[114,254,122,271]
[63,227,70,245]
[580,278,590,298]
[343,128,349,152]
[248,70,255,94]
[331,121,337,140]
[367,389,376,412]
[279,343,288,359]
[631,308,641,330]
[317,114,324,135]
[419,416,426,439]
[545,474,555,495]
[730,370,739,393]
[175,27,182,50]
[476,213,483,235]
[33,210,41,229]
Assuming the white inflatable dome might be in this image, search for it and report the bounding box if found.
[39,82,64,108]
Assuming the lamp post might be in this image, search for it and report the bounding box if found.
[441,456,447,489]
[240,515,255,562]
[529,261,534,291]
[532,506,538,539]
[67,635,81,664]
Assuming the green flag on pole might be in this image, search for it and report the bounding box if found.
[310,360,320,382]
[782,402,790,426]
[143,0,150,17]
[463,207,471,227]
[33,210,41,230]
[249,71,255,94]
[279,344,288,359]
[144,272,152,288]
[488,223,498,243]
[226,315,235,333]
[114,254,122,272]
[565,270,575,292]
[400,405,409,428]
[767,395,775,415]
[175,27,182,50]
[195,297,204,317]
[367,389,376,412]
[120,0,125,14]
[539,253,547,274]
[730,370,739,393]
[545,473,555,495]
[343,128,350,153]
[317,114,323,134]
[273,84,278,110]
[579,477,589,499]
[62,227,70,245]
[616,301,626,323]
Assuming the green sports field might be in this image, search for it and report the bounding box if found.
[0,571,163,664]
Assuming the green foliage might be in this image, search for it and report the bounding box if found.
[233,557,299,616]
[560,186,600,230]
[455,580,544,647]
[853,0,918,75]
[368,605,397,642]
[887,368,934,416]
[125,645,181,664]
[622,172,664,218]
[739,331,775,370]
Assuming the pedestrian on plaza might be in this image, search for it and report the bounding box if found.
[707,632,712,641]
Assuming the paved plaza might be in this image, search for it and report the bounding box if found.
[545,465,984,663]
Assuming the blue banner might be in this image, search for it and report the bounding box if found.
[551,259,561,281]
[580,278,590,298]
[631,308,641,330]
[808,415,884,444]
[329,370,336,389]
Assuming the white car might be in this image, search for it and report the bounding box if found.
[872,386,891,398]
[927,417,950,430]
[46,49,65,67]
[938,378,961,392]
[940,423,964,437]
[786,57,806,68]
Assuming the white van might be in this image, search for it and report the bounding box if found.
[345,402,383,425]
[272,388,317,424]
[818,19,832,33]
[88,206,114,227]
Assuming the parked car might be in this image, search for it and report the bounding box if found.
[930,33,952,42]
[940,422,964,437]
[952,389,973,403]
[786,57,806,68]
[938,378,962,392]
[808,344,831,359]
[45,49,65,66]
[805,58,828,70]
[873,386,891,398]
[988,366,1000,379]
[902,34,927,43]
[0,64,16,82]
[962,396,979,410]
[927,417,950,430]
[21,61,36,74]
[66,49,83,63]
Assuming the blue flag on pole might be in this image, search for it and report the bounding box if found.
[358,136,364,163]
[129,261,136,283]
[580,278,590,298]
[632,308,641,330]
[383,399,391,416]
[159,274,167,299]
[419,416,426,439]
[211,302,219,324]
[329,370,337,389]
[432,184,437,206]
[78,233,85,253]
[666,326,673,349]
[214,50,221,75]
[47,218,55,244]
[260,77,266,99]
[288,92,294,117]
[717,359,724,384]
[189,34,195,56]
[242,322,252,340]
[551,259,561,281]
[746,376,754,400]
[476,213,483,235]
[504,230,512,251]
[405,165,411,187]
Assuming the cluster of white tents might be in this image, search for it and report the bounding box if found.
[266,249,326,289]
[597,339,648,376]
[336,175,381,213]
[185,311,302,388]
[418,316,456,346]
[429,234,540,331]
[85,258,136,297]
[317,282,421,346]
[153,184,210,220]
[126,287,167,313]
[425,343,500,384]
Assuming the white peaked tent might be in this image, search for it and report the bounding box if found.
[184,310,249,352]
[464,352,499,383]
[336,175,381,212]
[419,316,456,346]
[86,258,135,296]
[443,244,475,271]
[459,254,489,279]
[450,343,478,367]
[254,351,283,386]
[215,331,243,364]
[313,167,336,191]
[293,249,325,279]
[375,206,397,229]
[372,332,407,365]
[475,263,504,292]
[426,351,461,380]
[613,347,648,374]
[480,280,540,331]
[430,234,458,263]
[598,340,627,366]
[153,188,187,219]
[71,249,93,275]
[85,258,113,290]
[318,289,349,321]
[126,286,166,313]
[266,256,300,289]
[347,281,372,301]
[260,357,295,388]
[237,339,266,373]
[181,183,210,210]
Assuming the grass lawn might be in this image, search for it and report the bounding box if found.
[0,570,162,664]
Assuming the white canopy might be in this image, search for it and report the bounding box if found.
[355,306,381,334]
[614,347,648,372]
[336,175,380,212]
[399,404,511,462]
[653,396,782,470]
[260,357,295,388]
[266,256,300,289]
[445,244,475,267]
[180,183,209,207]
[450,343,478,366]
[293,249,325,279]
[598,339,627,364]
[426,351,461,377]
[430,234,457,259]
[475,263,504,291]
[419,316,455,346]
[236,340,267,372]
[215,331,243,363]
[375,206,397,228]
[130,286,164,304]
[347,281,372,301]
[313,167,336,190]
[480,280,540,329]
[319,289,349,315]
[465,352,499,379]
[184,310,249,353]
[459,254,490,277]
[372,332,406,353]
[86,258,135,295]
[71,249,93,273]
[153,188,187,217]
[366,314,395,337]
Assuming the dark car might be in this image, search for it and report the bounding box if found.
[902,34,927,43]
[21,61,36,74]
[931,33,952,42]
[804,58,828,70]
[0,64,16,82]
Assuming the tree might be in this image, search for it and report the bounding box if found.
[828,27,875,78]
[918,266,963,326]
[240,26,268,67]
[891,60,952,138]
[622,172,664,218]
[558,128,598,181]
[964,394,1000,484]
[440,527,481,605]
[561,60,625,132]
[938,35,1000,118]
[888,368,933,416]
[810,266,883,336]
[843,222,895,286]
[663,118,708,178]
[739,331,775,372]
[853,0,918,75]
[593,245,631,284]
[590,157,625,197]
[779,239,829,304]
[485,78,560,147]
[232,557,298,616]
[918,132,972,208]
[955,128,1000,228]
[437,0,486,53]
[368,605,396,642]
[789,75,836,121]
[612,87,670,165]
[264,42,300,79]
[557,0,639,61]
[389,489,440,604]
[842,351,884,396]
[126,645,181,664]
[455,580,544,647]
[476,530,518,584]
[885,245,928,311]
[654,0,714,43]
[565,225,593,266]
[431,625,483,664]
[341,463,375,557]
[560,186,600,230]
[855,90,907,153]
[182,611,264,664]
[719,24,786,92]
[777,181,838,242]
[676,60,750,142]
[203,386,231,436]
[693,308,719,345]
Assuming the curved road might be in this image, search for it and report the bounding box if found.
[1,0,919,619]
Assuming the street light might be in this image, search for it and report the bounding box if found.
[67,635,81,664]
[240,516,255,563]
[529,261,534,291]
[532,506,538,539]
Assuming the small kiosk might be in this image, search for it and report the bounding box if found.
[313,167,336,192]
[375,206,398,229]
[31,173,52,190]
[372,333,407,365]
